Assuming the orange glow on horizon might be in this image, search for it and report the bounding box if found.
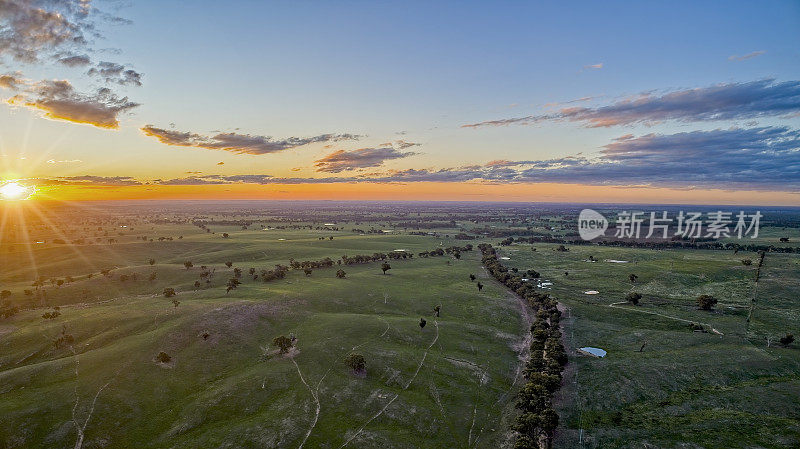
[20,181,800,206]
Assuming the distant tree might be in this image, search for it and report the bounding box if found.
[183,261,193,270]
[172,298,180,308]
[626,292,642,305]
[0,290,10,300]
[555,245,569,252]
[0,301,19,318]
[149,272,157,282]
[248,267,256,276]
[697,294,717,311]
[222,233,229,238]
[163,287,176,298]
[477,282,483,291]
[741,259,752,266]
[42,308,61,320]
[148,258,156,265]
[434,305,441,317]
[336,269,346,278]
[194,281,201,288]
[303,268,313,276]
[780,334,794,347]
[344,352,366,374]
[273,335,293,354]
[56,279,64,287]
[381,262,391,275]
[233,267,242,278]
[629,273,638,283]
[419,318,427,329]
[469,274,476,281]
[156,351,171,363]
[226,278,241,294]
[225,261,233,268]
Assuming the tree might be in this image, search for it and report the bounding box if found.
[222,233,229,238]
[172,298,180,308]
[381,262,391,274]
[626,292,642,305]
[629,273,638,283]
[434,305,441,317]
[148,271,157,282]
[697,294,717,311]
[233,267,242,278]
[469,274,476,281]
[273,335,293,354]
[0,290,10,300]
[780,334,794,347]
[477,282,483,291]
[163,287,176,298]
[741,259,752,266]
[183,261,193,270]
[156,351,171,363]
[148,258,156,265]
[303,268,313,277]
[419,318,427,329]
[226,278,241,294]
[225,261,233,268]
[344,353,366,374]
[336,269,346,279]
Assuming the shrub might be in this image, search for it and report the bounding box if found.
[780,334,794,347]
[156,351,171,363]
[273,335,293,354]
[344,353,366,373]
[697,294,717,310]
[626,292,642,305]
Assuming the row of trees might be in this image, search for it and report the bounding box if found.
[478,243,566,449]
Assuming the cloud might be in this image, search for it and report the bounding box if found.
[583,63,603,70]
[462,79,800,128]
[141,125,362,155]
[58,53,91,67]
[728,51,766,61]
[88,61,143,86]
[7,79,139,129]
[515,126,800,188]
[0,71,23,89]
[315,147,419,173]
[0,0,91,63]
[45,175,142,186]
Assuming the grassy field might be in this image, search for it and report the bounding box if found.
[495,242,800,448]
[0,226,529,448]
[2,208,799,448]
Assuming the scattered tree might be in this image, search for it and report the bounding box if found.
[183,261,193,270]
[434,305,441,317]
[148,258,156,265]
[225,261,233,268]
[419,318,427,329]
[381,262,391,274]
[697,294,717,311]
[741,259,752,266]
[172,298,180,308]
[469,274,476,281]
[303,268,313,276]
[626,292,642,305]
[273,335,293,354]
[336,269,346,279]
[780,334,794,347]
[0,290,10,300]
[156,351,171,363]
[344,352,366,374]
[163,287,176,298]
[629,273,638,283]
[477,282,483,291]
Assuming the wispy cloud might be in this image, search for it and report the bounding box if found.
[141,125,362,155]
[728,50,766,61]
[88,61,143,86]
[314,147,418,173]
[583,63,603,70]
[462,79,800,128]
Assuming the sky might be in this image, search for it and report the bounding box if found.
[0,0,799,204]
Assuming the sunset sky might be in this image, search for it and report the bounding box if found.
[1,1,799,204]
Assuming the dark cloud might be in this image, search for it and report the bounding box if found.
[462,79,800,128]
[7,79,139,128]
[141,125,362,155]
[315,147,417,173]
[88,61,142,86]
[146,126,800,191]
[57,53,91,66]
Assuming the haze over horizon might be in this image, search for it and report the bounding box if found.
[1,1,800,204]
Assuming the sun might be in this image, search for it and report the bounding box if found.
[0,181,35,200]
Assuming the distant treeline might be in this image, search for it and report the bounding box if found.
[500,236,800,253]
[479,243,566,448]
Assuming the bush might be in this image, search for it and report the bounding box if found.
[163,287,176,298]
[626,292,642,305]
[273,335,293,354]
[780,334,794,347]
[697,294,717,310]
[344,353,366,373]
[156,351,171,363]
